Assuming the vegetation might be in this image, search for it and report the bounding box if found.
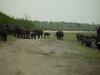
[64,33,100,60]
[0,12,35,30]
[49,32,100,60]
[0,11,100,31]
[34,21,100,31]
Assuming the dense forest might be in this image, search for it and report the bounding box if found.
[0,12,100,31]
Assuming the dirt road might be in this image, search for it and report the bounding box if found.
[0,39,100,75]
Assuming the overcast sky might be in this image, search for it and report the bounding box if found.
[0,0,100,24]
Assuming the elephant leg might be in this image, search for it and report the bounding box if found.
[4,36,7,41]
[59,36,61,40]
[57,36,59,40]
[21,34,23,38]
[96,42,100,50]
[38,35,40,39]
[17,33,20,38]
[2,36,4,41]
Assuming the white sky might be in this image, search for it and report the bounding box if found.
[0,0,100,24]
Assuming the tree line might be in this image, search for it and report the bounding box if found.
[34,21,100,31]
[0,11,100,31]
[0,12,35,30]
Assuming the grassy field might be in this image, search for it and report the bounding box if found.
[49,32,100,61]
[59,32,100,58]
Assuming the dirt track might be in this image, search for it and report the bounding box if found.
[0,39,100,75]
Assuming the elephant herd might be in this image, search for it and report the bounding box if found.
[30,29,44,39]
[0,24,100,50]
[14,26,30,39]
[0,24,64,41]
[76,26,100,50]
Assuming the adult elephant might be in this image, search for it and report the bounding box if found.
[25,29,30,39]
[56,30,64,40]
[33,29,44,39]
[96,26,100,50]
[96,37,100,50]
[6,25,15,35]
[97,26,100,37]
[0,24,8,41]
[30,31,37,39]
[1,29,7,41]
[14,26,26,38]
[0,30,1,40]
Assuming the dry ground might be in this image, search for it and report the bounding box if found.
[0,38,100,75]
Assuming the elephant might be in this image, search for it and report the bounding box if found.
[25,29,30,39]
[96,26,100,50]
[30,32,37,39]
[0,24,8,41]
[14,26,26,39]
[33,29,44,39]
[56,30,64,40]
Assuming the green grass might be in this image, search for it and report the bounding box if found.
[48,32,100,61]
[63,33,100,60]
